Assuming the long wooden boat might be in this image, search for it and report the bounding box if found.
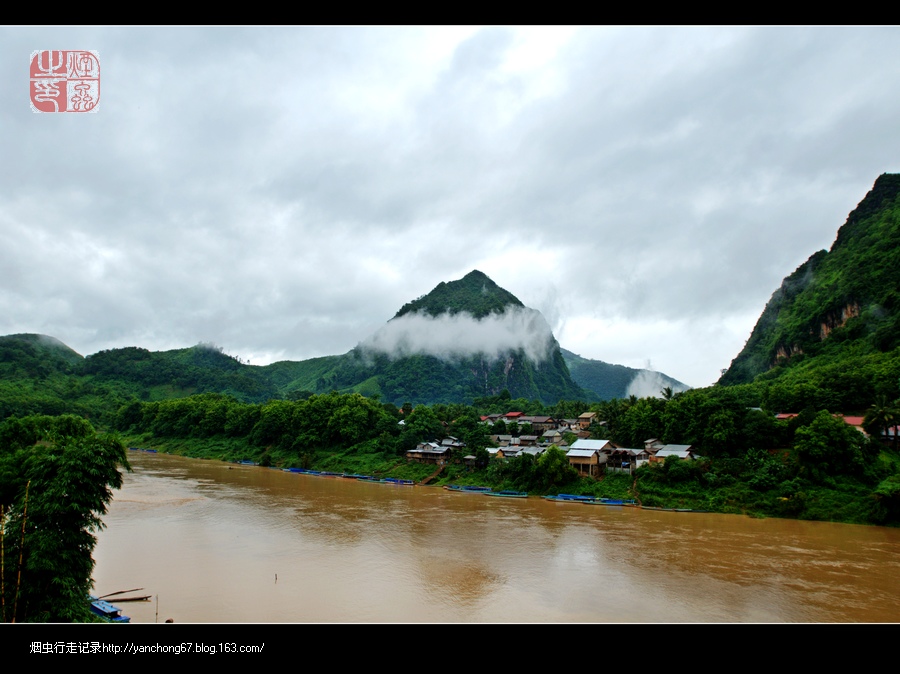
[543,493,595,502]
[445,484,493,493]
[484,490,529,498]
[583,498,637,506]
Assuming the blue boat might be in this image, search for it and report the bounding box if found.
[484,490,528,498]
[88,596,130,623]
[584,498,636,506]
[445,485,493,493]
[543,493,595,502]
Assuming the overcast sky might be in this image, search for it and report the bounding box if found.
[2,26,899,388]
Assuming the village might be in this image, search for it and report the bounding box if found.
[405,410,696,478]
[404,410,881,479]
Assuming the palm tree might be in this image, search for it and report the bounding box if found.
[864,395,900,451]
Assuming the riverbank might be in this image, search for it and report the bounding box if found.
[119,432,900,526]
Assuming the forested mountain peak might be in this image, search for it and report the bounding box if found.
[0,333,84,362]
[719,173,900,391]
[832,173,900,252]
[393,270,525,320]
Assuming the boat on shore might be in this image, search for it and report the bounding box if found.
[88,596,131,623]
[484,490,529,498]
[445,484,493,493]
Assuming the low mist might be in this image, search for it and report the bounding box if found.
[626,360,688,398]
[359,307,556,364]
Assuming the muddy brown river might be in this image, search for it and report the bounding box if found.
[92,451,900,622]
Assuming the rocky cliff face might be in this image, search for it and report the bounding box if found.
[719,174,900,386]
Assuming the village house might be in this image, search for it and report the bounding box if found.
[528,416,558,433]
[406,442,452,464]
[566,438,614,477]
[577,412,597,430]
[541,429,564,445]
[607,447,650,473]
[518,446,546,459]
[644,438,665,454]
[650,444,696,463]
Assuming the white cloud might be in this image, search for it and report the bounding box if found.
[360,307,556,364]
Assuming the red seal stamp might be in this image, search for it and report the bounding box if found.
[30,50,100,113]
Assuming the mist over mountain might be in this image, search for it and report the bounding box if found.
[560,348,687,401]
[0,270,690,411]
[329,270,687,404]
[361,306,555,364]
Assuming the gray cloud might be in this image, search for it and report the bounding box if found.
[1,26,898,388]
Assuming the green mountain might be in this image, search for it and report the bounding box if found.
[324,270,590,405]
[0,333,83,377]
[82,343,279,402]
[719,173,900,408]
[561,348,687,400]
[323,270,688,404]
[0,272,690,414]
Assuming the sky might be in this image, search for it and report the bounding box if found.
[2,26,899,389]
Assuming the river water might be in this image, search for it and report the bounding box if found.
[92,451,900,623]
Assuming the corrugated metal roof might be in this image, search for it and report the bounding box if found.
[570,439,612,451]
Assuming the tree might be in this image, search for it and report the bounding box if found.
[0,415,130,622]
[793,411,867,480]
[535,444,578,489]
[864,394,900,451]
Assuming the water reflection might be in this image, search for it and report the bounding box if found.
[92,451,900,623]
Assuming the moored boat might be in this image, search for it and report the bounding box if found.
[445,484,493,492]
[88,596,130,623]
[484,490,528,498]
[543,493,595,502]
[583,498,637,506]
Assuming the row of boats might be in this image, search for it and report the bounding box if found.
[442,488,635,504]
[443,487,709,511]
[277,466,708,508]
[444,485,529,497]
[282,467,415,485]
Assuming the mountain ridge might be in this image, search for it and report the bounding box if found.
[1,272,689,408]
[718,173,900,407]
